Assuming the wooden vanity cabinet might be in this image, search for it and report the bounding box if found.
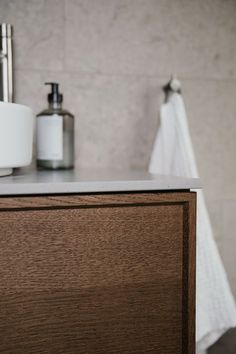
[0,191,196,354]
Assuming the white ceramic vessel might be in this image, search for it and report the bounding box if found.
[0,102,34,176]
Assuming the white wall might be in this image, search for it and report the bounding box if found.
[1,0,236,294]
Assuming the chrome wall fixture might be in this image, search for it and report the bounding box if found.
[163,75,181,102]
[0,23,14,102]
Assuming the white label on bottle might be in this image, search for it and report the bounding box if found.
[37,114,63,160]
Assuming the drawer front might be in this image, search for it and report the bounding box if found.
[0,193,196,354]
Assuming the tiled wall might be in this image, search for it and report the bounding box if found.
[1,0,236,294]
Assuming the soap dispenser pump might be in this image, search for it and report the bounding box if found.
[36,82,74,170]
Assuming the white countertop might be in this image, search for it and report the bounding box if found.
[0,168,201,196]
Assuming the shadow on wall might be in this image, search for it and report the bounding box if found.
[208,328,236,354]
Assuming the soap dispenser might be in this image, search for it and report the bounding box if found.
[36,82,74,169]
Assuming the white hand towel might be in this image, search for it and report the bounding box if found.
[149,92,236,353]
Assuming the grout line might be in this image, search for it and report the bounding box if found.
[13,68,236,83]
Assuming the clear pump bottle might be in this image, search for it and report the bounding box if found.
[36,82,74,169]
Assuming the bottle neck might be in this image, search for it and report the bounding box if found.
[49,101,62,110]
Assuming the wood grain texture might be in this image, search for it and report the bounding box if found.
[0,192,196,354]
[0,192,195,209]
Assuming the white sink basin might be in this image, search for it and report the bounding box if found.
[0,102,34,176]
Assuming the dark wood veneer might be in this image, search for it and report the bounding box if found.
[0,192,196,354]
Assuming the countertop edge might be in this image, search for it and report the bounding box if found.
[0,178,201,196]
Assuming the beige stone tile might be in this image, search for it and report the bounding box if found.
[163,0,236,80]
[229,279,236,300]
[221,239,236,281]
[181,79,236,200]
[65,0,236,78]
[65,0,170,76]
[15,69,42,114]
[0,0,65,71]
[223,199,236,240]
[206,199,223,243]
[57,73,164,169]
[219,131,236,199]
[1,0,235,79]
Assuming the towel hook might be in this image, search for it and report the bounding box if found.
[163,75,181,102]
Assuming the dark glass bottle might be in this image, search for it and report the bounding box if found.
[36,82,74,169]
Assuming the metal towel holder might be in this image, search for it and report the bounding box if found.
[163,75,181,102]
